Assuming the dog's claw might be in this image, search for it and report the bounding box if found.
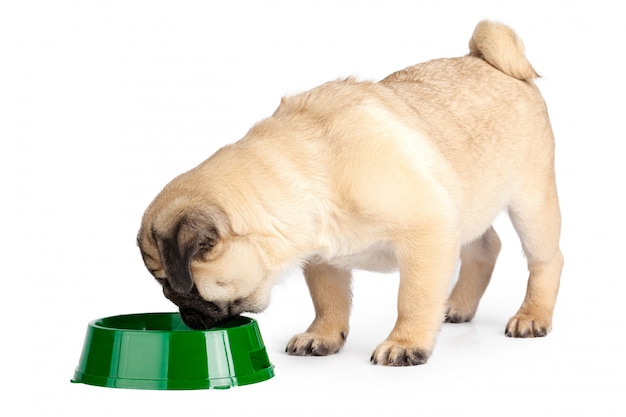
[505,315,550,338]
[371,342,430,366]
[286,332,345,356]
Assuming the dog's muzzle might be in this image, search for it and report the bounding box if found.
[162,280,230,330]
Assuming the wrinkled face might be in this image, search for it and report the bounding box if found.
[137,206,273,330]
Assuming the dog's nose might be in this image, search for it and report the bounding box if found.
[179,307,219,330]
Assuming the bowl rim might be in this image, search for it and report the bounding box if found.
[89,312,255,333]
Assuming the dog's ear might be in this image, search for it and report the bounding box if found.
[159,211,220,293]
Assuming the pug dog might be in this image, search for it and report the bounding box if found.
[138,20,563,366]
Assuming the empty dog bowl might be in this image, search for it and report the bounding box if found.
[71,312,274,390]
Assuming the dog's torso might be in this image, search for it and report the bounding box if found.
[211,55,552,272]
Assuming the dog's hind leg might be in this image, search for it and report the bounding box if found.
[286,263,352,356]
[446,226,501,323]
[506,172,563,338]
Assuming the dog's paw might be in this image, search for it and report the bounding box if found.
[505,313,551,338]
[444,304,475,323]
[370,341,430,366]
[286,331,347,356]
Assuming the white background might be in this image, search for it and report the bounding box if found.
[1,1,625,415]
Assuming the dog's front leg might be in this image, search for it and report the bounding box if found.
[371,229,459,366]
[286,263,352,356]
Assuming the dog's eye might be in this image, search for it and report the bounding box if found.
[199,241,215,250]
[197,237,218,258]
[198,228,219,251]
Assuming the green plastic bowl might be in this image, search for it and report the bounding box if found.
[71,313,274,390]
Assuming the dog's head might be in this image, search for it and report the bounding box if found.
[137,192,274,330]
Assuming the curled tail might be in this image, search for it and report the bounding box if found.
[469,20,538,80]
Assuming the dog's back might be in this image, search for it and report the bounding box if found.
[374,21,555,242]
